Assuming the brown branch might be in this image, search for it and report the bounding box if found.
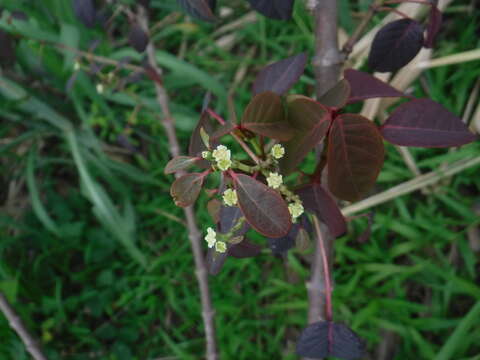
[0,292,48,360]
[136,6,218,360]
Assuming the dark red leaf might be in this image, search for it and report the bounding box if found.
[128,24,149,53]
[233,174,291,238]
[267,224,299,255]
[228,239,262,258]
[318,79,351,108]
[165,156,201,174]
[297,184,346,238]
[381,99,477,147]
[206,248,228,275]
[246,0,295,20]
[297,321,366,360]
[211,122,236,142]
[425,6,442,48]
[241,92,292,141]
[280,95,331,174]
[219,206,250,236]
[177,0,216,22]
[207,199,222,223]
[328,114,385,202]
[0,31,16,66]
[253,53,307,96]
[72,0,96,28]
[368,19,424,72]
[170,173,205,207]
[344,69,406,103]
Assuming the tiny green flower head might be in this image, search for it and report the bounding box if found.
[96,83,104,94]
[215,241,227,253]
[205,227,216,248]
[223,188,238,206]
[73,61,81,71]
[217,158,232,171]
[266,172,283,189]
[271,144,285,159]
[202,151,211,159]
[212,145,231,162]
[288,202,304,221]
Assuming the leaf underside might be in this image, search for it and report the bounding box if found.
[246,0,295,20]
[368,19,424,73]
[253,53,308,95]
[328,114,385,202]
[296,321,366,360]
[234,174,291,238]
[170,173,204,207]
[381,98,477,147]
[228,239,262,258]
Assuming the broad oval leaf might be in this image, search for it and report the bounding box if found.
[246,0,295,20]
[344,69,406,103]
[381,99,477,147]
[280,96,331,174]
[368,19,424,72]
[165,156,200,174]
[219,205,250,236]
[228,238,262,258]
[128,24,149,53]
[328,114,385,202]
[297,184,346,238]
[177,0,216,22]
[267,223,299,255]
[72,0,96,28]
[425,6,442,48]
[296,321,366,360]
[318,79,351,108]
[233,174,291,238]
[241,92,292,141]
[253,53,307,96]
[170,173,205,207]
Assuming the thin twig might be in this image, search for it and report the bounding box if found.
[341,156,480,216]
[0,292,48,360]
[136,6,218,360]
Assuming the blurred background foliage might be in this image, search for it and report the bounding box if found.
[0,0,479,359]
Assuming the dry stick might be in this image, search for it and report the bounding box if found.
[0,292,47,360]
[341,156,480,217]
[136,6,218,360]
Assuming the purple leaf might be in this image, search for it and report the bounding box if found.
[318,79,351,108]
[253,53,307,96]
[297,184,346,238]
[246,0,295,20]
[241,92,293,141]
[206,248,228,275]
[297,321,366,360]
[381,99,477,147]
[219,206,250,236]
[72,0,96,28]
[170,173,205,207]
[177,0,216,22]
[424,6,442,48]
[267,224,300,255]
[128,24,149,53]
[280,95,331,174]
[228,239,262,258]
[328,114,385,202]
[344,69,406,103]
[165,156,201,174]
[368,19,424,72]
[233,174,291,238]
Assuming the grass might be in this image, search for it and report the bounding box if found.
[1,0,480,359]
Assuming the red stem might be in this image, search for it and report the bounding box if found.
[206,108,226,125]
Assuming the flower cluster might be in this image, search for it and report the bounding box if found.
[212,145,232,171]
[204,227,227,253]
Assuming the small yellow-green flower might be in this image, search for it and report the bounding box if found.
[73,61,80,71]
[96,83,104,94]
[215,241,227,253]
[212,145,231,162]
[288,202,304,221]
[201,151,210,159]
[271,144,285,159]
[266,172,283,189]
[223,189,238,206]
[217,158,232,171]
[205,227,216,248]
